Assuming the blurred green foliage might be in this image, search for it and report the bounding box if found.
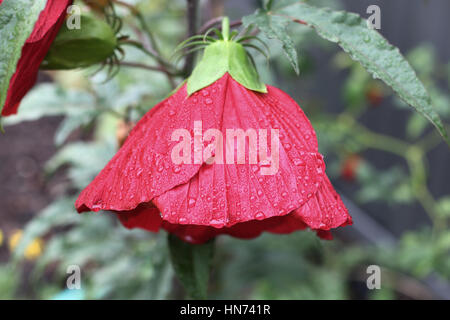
[0,0,449,300]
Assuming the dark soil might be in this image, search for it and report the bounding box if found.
[0,116,61,262]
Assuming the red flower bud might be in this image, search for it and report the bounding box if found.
[0,0,72,116]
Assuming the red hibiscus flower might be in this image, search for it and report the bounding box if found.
[0,0,72,116]
[76,19,352,244]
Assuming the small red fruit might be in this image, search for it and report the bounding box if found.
[340,154,362,182]
[366,85,383,107]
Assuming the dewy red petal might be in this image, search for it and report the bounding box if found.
[1,0,72,116]
[76,73,352,243]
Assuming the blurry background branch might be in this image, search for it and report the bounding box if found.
[183,0,200,76]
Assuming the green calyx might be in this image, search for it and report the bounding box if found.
[180,17,268,95]
[41,15,118,70]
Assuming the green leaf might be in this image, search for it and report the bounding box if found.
[168,234,214,299]
[0,0,47,114]
[247,2,449,145]
[54,108,98,146]
[187,40,267,95]
[0,265,19,299]
[437,196,450,219]
[45,141,116,189]
[243,9,299,74]
[3,84,95,126]
[263,0,274,11]
[406,113,428,139]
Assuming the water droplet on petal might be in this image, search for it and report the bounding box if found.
[173,166,181,173]
[210,219,223,228]
[188,198,196,207]
[255,211,265,220]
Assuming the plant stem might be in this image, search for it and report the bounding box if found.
[120,40,177,88]
[417,125,449,151]
[222,17,230,41]
[120,40,167,67]
[405,147,445,233]
[112,0,161,53]
[113,0,176,88]
[120,61,176,75]
[183,0,200,76]
[199,16,224,34]
[337,113,444,232]
[339,114,409,156]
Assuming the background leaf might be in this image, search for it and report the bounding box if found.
[244,2,448,144]
[168,234,214,299]
[243,9,299,74]
[0,0,47,114]
[3,84,96,126]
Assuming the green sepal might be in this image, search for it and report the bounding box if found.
[187,40,267,95]
[41,15,117,70]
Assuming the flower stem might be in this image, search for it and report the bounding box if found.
[222,17,230,41]
[337,113,444,232]
[112,0,177,88]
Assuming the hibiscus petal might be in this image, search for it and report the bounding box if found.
[292,175,352,230]
[76,75,230,212]
[1,0,72,116]
[153,74,326,227]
